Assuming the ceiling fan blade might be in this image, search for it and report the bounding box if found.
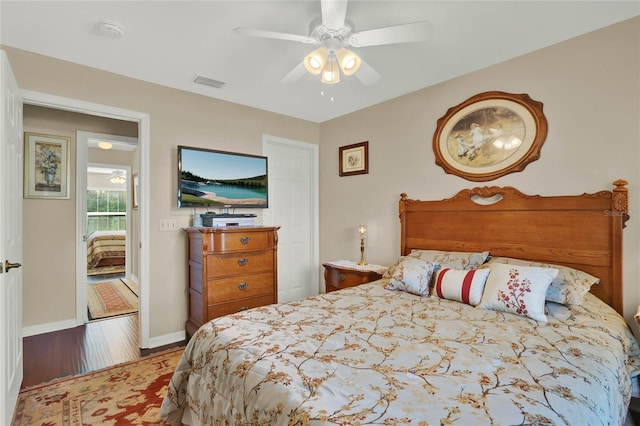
[281,62,308,84]
[234,27,319,44]
[354,59,381,86]
[349,21,434,47]
[321,0,348,30]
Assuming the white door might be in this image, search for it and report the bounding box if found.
[263,135,319,303]
[0,50,24,425]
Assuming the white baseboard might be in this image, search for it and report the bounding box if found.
[144,330,186,349]
[23,319,80,337]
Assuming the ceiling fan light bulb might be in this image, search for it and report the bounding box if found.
[309,57,322,69]
[336,48,361,76]
[304,48,327,75]
[321,59,340,84]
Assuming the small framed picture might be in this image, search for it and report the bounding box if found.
[24,132,70,199]
[339,141,369,177]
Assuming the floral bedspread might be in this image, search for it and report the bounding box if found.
[160,281,640,425]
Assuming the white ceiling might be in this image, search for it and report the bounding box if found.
[1,1,638,123]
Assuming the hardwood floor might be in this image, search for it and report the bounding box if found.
[22,314,184,388]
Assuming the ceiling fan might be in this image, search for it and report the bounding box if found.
[107,169,126,184]
[234,0,434,86]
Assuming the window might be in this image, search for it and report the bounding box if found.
[87,189,126,234]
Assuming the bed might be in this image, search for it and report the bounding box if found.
[86,230,126,275]
[160,180,640,425]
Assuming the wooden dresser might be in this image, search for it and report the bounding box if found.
[184,226,280,338]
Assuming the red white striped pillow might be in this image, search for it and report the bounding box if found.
[432,268,491,306]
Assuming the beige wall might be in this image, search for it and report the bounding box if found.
[319,17,640,333]
[7,49,320,339]
[22,105,138,327]
[6,15,639,340]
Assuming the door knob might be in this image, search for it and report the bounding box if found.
[5,260,22,272]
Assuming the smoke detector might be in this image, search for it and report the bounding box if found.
[98,20,124,38]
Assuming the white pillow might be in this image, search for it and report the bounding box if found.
[478,263,558,322]
[481,257,599,306]
[385,257,439,297]
[432,268,490,306]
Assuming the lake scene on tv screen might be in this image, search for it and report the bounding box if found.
[180,148,267,207]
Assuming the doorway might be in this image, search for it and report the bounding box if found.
[84,164,138,322]
[76,131,138,325]
[22,90,151,348]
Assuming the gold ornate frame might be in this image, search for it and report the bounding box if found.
[433,91,548,182]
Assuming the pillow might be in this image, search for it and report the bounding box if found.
[545,302,571,321]
[478,263,558,322]
[384,257,439,297]
[432,268,490,306]
[481,257,599,306]
[384,249,489,278]
[408,249,489,270]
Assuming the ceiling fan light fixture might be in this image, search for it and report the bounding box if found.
[304,48,328,75]
[109,170,126,184]
[321,56,340,84]
[336,48,361,76]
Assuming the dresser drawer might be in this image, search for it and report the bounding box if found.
[207,272,274,303]
[207,250,274,278]
[208,294,275,318]
[206,231,273,253]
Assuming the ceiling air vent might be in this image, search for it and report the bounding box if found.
[193,75,226,89]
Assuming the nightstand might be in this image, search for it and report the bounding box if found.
[322,261,387,293]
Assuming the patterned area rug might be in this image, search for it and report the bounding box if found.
[12,347,183,426]
[87,279,138,320]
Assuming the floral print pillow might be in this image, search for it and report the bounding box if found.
[384,250,489,279]
[409,249,489,270]
[385,257,439,297]
[478,263,558,322]
[481,257,599,306]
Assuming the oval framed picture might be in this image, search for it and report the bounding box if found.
[432,91,548,182]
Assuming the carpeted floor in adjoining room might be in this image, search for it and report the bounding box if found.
[12,347,183,426]
[87,278,139,320]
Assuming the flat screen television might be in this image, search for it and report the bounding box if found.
[177,145,268,209]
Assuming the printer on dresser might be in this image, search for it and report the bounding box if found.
[184,226,280,338]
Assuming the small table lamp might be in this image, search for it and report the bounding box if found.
[358,224,367,265]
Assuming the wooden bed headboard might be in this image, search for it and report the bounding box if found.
[399,180,629,314]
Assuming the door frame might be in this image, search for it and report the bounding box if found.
[22,90,152,348]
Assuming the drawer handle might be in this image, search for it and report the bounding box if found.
[237,258,248,266]
[239,236,251,245]
[238,306,249,312]
[237,282,249,291]
[339,274,346,282]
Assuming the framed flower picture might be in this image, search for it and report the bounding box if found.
[432,91,548,182]
[24,132,70,199]
[339,141,369,177]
